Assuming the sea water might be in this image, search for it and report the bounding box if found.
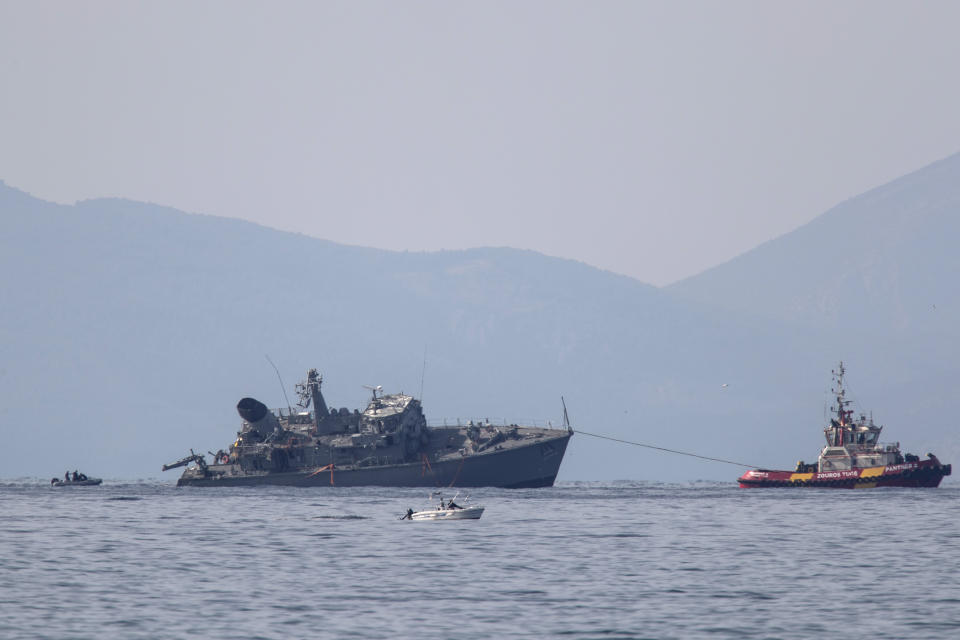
[1,481,957,639]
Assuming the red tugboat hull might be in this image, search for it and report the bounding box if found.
[739,459,952,489]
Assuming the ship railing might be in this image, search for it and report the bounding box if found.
[268,407,313,419]
[426,418,567,430]
[846,440,900,452]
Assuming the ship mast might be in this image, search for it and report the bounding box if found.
[296,368,329,432]
[832,362,853,424]
[829,361,853,446]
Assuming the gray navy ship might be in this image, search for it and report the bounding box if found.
[163,368,572,488]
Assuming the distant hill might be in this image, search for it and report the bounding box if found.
[669,152,960,336]
[1,165,957,482]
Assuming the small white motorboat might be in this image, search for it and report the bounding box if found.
[410,505,484,520]
[401,492,484,521]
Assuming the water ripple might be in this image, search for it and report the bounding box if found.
[1,482,957,639]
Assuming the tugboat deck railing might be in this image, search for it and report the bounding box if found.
[837,442,901,452]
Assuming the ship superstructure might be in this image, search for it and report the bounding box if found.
[816,362,906,472]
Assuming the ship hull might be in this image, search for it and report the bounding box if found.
[177,431,571,488]
[738,459,951,489]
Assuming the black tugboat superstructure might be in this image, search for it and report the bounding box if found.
[164,368,572,488]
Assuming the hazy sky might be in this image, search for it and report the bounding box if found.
[2,1,959,285]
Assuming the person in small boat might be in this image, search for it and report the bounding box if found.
[447,500,461,510]
[64,471,70,482]
[78,472,87,481]
[72,470,79,481]
[402,508,414,520]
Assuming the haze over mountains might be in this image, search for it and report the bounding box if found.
[672,153,960,334]
[2,152,958,482]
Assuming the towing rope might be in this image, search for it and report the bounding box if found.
[573,429,759,469]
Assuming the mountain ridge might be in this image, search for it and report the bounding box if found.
[669,150,960,334]
[1,159,957,481]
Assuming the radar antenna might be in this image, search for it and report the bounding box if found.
[265,355,293,414]
[363,384,384,401]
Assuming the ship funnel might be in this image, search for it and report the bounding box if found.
[237,397,280,436]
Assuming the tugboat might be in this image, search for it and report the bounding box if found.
[739,363,951,489]
[164,367,572,488]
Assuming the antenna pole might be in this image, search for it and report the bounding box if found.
[265,355,293,413]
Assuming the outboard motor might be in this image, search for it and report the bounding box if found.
[237,397,281,438]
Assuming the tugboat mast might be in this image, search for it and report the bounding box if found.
[831,361,853,425]
[828,361,854,446]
